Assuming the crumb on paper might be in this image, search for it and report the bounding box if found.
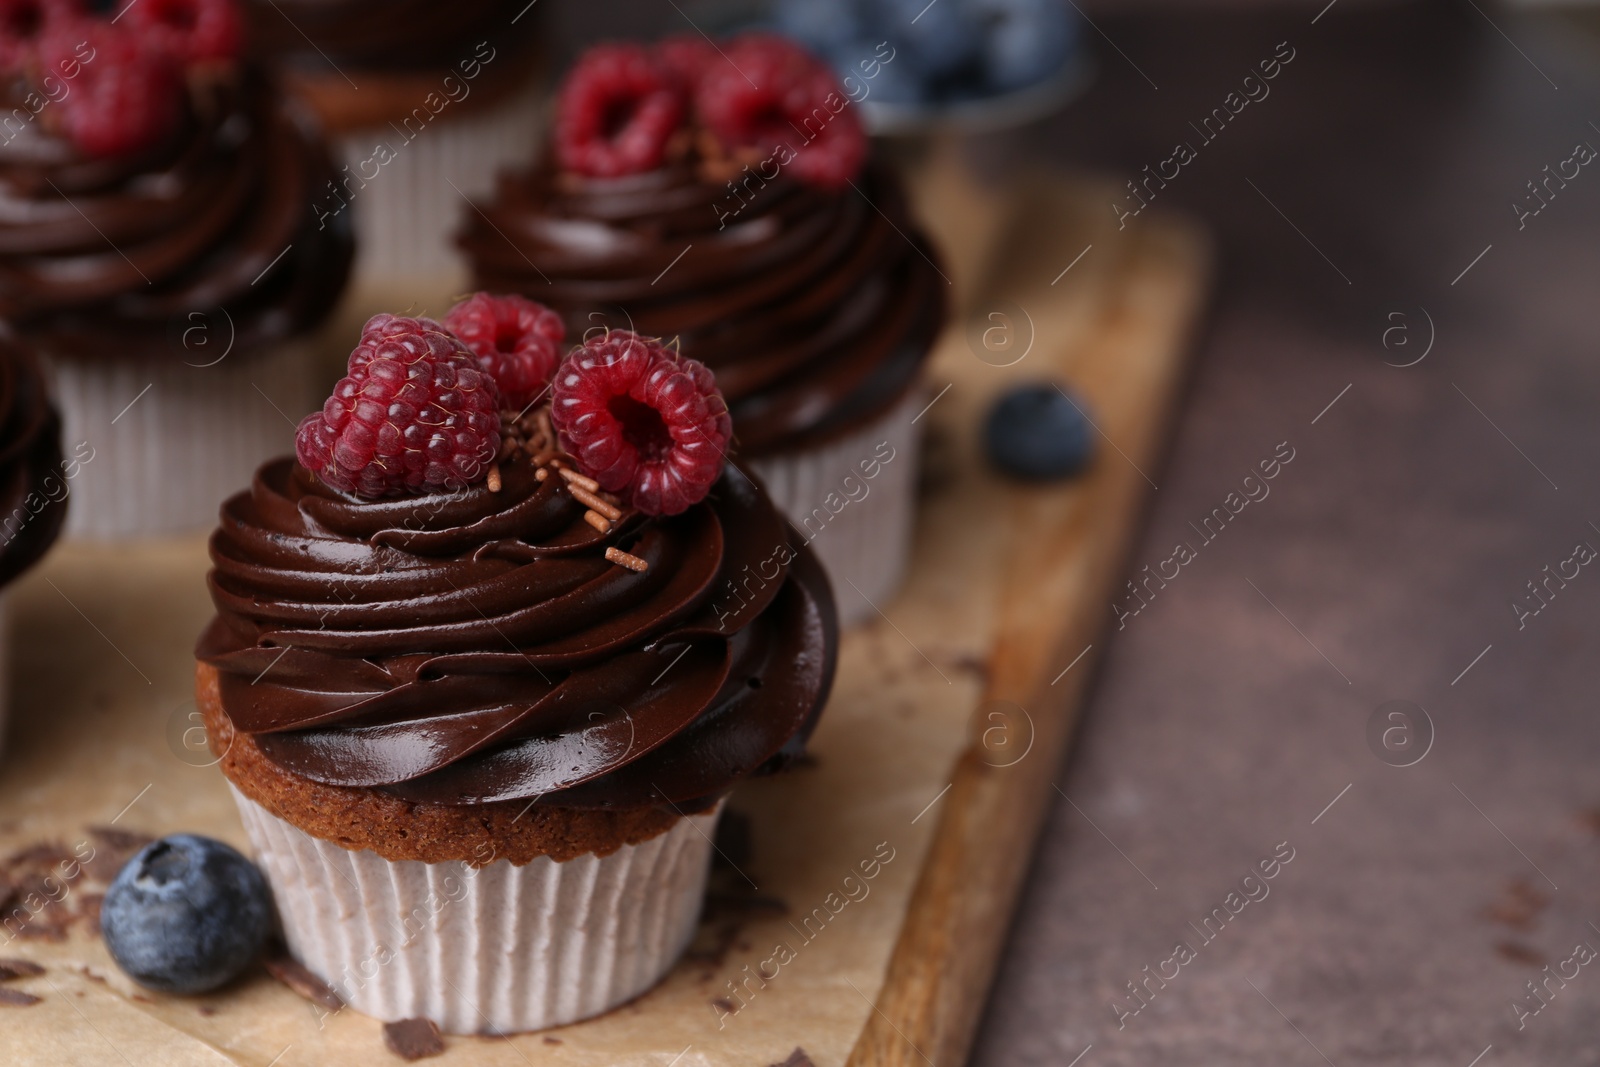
[383,1017,445,1060]
[264,952,344,1012]
[0,988,41,1007]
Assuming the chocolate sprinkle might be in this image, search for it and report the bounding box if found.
[264,954,344,1011]
[0,959,43,981]
[383,1017,445,1060]
[0,988,40,1007]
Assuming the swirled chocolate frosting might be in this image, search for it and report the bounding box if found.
[0,331,65,584]
[196,454,838,809]
[244,0,529,69]
[0,67,352,358]
[460,157,945,456]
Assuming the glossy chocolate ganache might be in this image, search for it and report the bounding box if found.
[196,451,838,810]
[0,68,352,358]
[0,330,66,583]
[462,156,945,456]
[245,0,527,69]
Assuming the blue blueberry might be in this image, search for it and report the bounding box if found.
[971,0,1076,92]
[871,0,984,80]
[774,0,867,54]
[101,835,272,995]
[829,40,930,104]
[984,383,1095,480]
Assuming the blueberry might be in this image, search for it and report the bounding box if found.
[971,0,1076,92]
[830,40,930,104]
[775,0,867,53]
[983,383,1095,480]
[101,835,272,995]
[871,0,984,80]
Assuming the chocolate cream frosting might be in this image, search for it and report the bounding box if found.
[0,68,352,358]
[0,330,65,584]
[461,157,945,456]
[196,453,838,810]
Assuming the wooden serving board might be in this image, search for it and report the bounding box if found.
[0,153,1208,1067]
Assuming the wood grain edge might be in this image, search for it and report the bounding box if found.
[847,203,1213,1067]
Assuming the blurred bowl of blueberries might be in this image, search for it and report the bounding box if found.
[773,0,1091,135]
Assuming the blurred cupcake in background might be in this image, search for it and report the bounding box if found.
[243,0,545,307]
[0,327,68,755]
[0,0,353,539]
[459,34,946,624]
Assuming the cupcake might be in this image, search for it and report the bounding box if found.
[195,296,838,1033]
[244,0,545,304]
[0,328,68,754]
[0,4,353,538]
[458,34,946,625]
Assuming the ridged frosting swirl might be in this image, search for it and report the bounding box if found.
[196,452,838,809]
[0,330,65,584]
[461,157,945,455]
[0,67,352,357]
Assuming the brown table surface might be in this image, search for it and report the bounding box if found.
[966,2,1600,1065]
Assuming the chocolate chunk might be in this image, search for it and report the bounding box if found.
[264,954,344,1011]
[383,1017,444,1060]
[0,989,40,1007]
[770,1049,815,1067]
[0,959,43,981]
[1496,940,1546,966]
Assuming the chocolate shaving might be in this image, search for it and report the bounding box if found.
[264,953,344,1011]
[0,959,43,980]
[1495,940,1546,966]
[0,988,40,1007]
[383,1017,444,1060]
[770,1050,816,1067]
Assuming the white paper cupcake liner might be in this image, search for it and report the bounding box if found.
[336,73,545,297]
[44,340,316,540]
[749,389,923,628]
[229,786,721,1034]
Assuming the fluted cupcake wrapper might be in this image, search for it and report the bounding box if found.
[336,75,544,297]
[43,341,316,540]
[229,786,720,1035]
[750,389,924,628]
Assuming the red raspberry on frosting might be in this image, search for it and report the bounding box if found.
[551,330,731,517]
[695,33,866,189]
[47,22,185,158]
[444,292,566,412]
[655,34,717,94]
[115,0,243,63]
[0,0,77,72]
[554,42,686,178]
[296,315,501,498]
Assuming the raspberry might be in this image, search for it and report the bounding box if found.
[47,23,184,158]
[0,0,77,72]
[115,0,242,63]
[554,42,686,178]
[551,331,731,517]
[296,315,501,498]
[695,33,866,189]
[443,293,566,412]
[655,33,716,94]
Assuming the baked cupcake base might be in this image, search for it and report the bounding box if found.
[45,341,316,540]
[750,388,923,628]
[196,662,719,1033]
[232,787,719,1034]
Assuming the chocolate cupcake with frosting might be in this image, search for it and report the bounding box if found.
[460,34,946,625]
[243,0,545,303]
[0,2,352,537]
[195,294,837,1033]
[0,327,67,754]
